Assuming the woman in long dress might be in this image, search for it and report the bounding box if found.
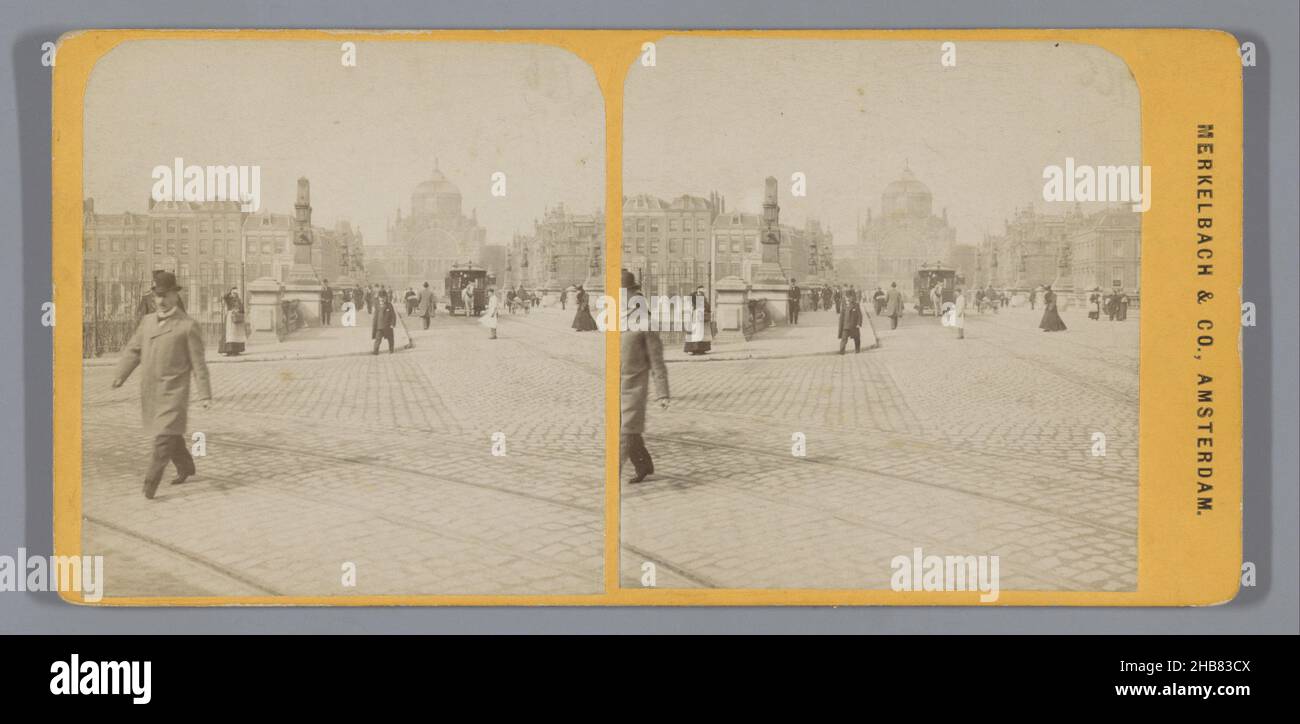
[220,286,247,355]
[571,284,598,331]
[683,286,712,355]
[1038,284,1068,332]
[480,287,500,339]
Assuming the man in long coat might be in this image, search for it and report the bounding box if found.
[884,282,905,330]
[320,279,334,326]
[112,271,211,500]
[372,290,398,353]
[415,281,437,329]
[620,270,669,484]
[838,296,863,354]
[788,279,801,325]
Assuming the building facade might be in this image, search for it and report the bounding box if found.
[841,167,957,291]
[82,186,357,323]
[1067,208,1142,294]
[621,193,717,296]
[367,163,487,289]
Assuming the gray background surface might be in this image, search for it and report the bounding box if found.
[1,0,1294,634]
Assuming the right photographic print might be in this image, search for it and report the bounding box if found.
[619,38,1142,593]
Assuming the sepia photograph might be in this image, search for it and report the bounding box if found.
[619,38,1143,593]
[77,39,607,597]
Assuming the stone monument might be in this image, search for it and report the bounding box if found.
[748,176,793,325]
[281,177,325,326]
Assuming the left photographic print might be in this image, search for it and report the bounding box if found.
[67,37,607,599]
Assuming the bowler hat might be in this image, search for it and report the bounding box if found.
[620,269,638,290]
[151,270,182,294]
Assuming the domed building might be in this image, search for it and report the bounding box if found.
[365,160,487,289]
[841,166,957,292]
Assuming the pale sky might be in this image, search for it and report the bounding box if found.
[624,38,1141,247]
[84,39,605,246]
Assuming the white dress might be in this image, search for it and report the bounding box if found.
[480,295,499,330]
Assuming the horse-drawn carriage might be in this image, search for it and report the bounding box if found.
[913,264,962,316]
[444,264,492,316]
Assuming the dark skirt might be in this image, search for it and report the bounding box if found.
[572,307,598,331]
[1039,306,1067,332]
[684,340,711,355]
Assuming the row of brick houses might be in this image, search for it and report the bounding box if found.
[619,190,835,297]
[82,196,363,321]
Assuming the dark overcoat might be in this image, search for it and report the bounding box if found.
[114,310,212,437]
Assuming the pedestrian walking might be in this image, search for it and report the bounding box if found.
[111,271,212,500]
[788,278,801,324]
[1030,286,1038,311]
[620,270,668,484]
[952,287,967,339]
[1117,288,1130,321]
[219,286,246,356]
[838,295,863,354]
[571,284,598,331]
[372,290,398,353]
[416,281,436,329]
[872,287,886,316]
[884,281,904,330]
[320,279,334,326]
[683,285,712,355]
[481,287,500,339]
[1038,284,1067,332]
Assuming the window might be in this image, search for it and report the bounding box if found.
[624,219,633,232]
[199,240,208,255]
[730,238,740,253]
[166,240,176,256]
[180,223,189,234]
[649,239,659,255]
[154,240,163,255]
[635,239,644,254]
[166,221,176,233]
[669,238,679,254]
[179,241,189,256]
[683,217,692,232]
[261,239,272,254]
[179,263,190,278]
[199,222,208,233]
[136,239,146,253]
[636,219,645,232]
[275,238,284,253]
[1112,266,1123,288]
[668,219,678,232]
[649,220,659,233]
[1113,238,1124,256]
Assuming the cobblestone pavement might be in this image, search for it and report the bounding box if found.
[621,304,1140,592]
[82,306,605,598]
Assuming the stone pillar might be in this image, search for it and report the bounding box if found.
[712,275,749,339]
[246,277,283,342]
[285,176,324,325]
